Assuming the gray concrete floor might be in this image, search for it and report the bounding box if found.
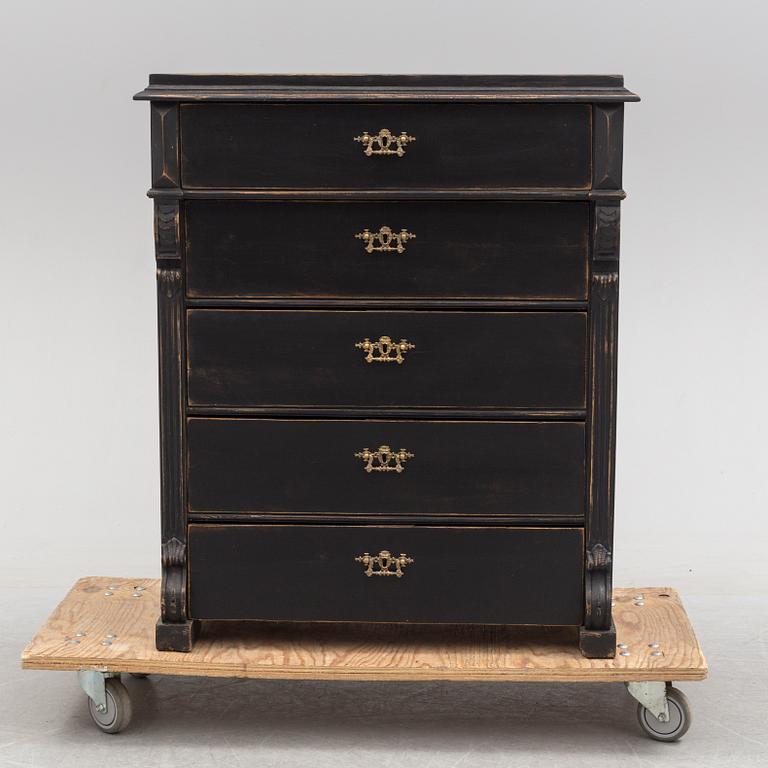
[1,587,766,768]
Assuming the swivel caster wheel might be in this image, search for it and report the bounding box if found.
[87,677,133,734]
[636,686,691,742]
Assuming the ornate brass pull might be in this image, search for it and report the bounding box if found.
[354,129,415,157]
[356,336,414,364]
[355,550,414,577]
[355,226,416,254]
[355,445,414,473]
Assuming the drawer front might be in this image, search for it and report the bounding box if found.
[180,103,591,189]
[185,201,589,301]
[187,419,585,518]
[187,310,586,409]
[188,524,584,624]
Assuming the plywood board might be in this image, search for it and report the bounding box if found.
[21,578,707,682]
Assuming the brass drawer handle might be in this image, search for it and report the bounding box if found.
[355,445,414,473]
[355,550,414,577]
[355,226,416,254]
[356,335,414,364]
[354,129,415,157]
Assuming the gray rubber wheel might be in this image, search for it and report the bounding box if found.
[636,686,691,742]
[87,678,133,734]
[129,673,149,679]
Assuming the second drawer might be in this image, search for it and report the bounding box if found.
[187,309,586,410]
[185,201,589,301]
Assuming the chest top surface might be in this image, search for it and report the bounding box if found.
[134,73,639,102]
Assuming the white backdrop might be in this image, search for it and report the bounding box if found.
[1,0,766,598]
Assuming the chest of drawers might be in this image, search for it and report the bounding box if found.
[135,74,638,657]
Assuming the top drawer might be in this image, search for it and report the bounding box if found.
[179,103,591,189]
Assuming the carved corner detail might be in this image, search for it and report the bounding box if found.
[154,201,181,262]
[592,271,618,301]
[156,267,182,299]
[586,543,612,571]
[584,549,613,632]
[593,204,621,263]
[161,537,186,567]
[160,537,187,624]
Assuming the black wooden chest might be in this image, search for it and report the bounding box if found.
[134,74,639,657]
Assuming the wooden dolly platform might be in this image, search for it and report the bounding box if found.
[21,577,707,740]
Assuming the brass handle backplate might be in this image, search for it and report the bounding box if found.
[355,226,415,254]
[355,550,414,577]
[356,336,414,364]
[355,445,414,473]
[354,129,415,156]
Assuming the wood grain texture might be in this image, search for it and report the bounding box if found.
[21,579,706,682]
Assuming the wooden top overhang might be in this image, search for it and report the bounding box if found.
[134,74,640,102]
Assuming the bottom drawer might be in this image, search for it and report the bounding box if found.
[188,524,584,625]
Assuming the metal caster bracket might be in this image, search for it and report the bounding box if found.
[78,670,118,713]
[626,681,670,722]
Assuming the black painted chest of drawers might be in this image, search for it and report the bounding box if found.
[135,74,638,657]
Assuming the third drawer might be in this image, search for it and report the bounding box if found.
[187,309,586,410]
